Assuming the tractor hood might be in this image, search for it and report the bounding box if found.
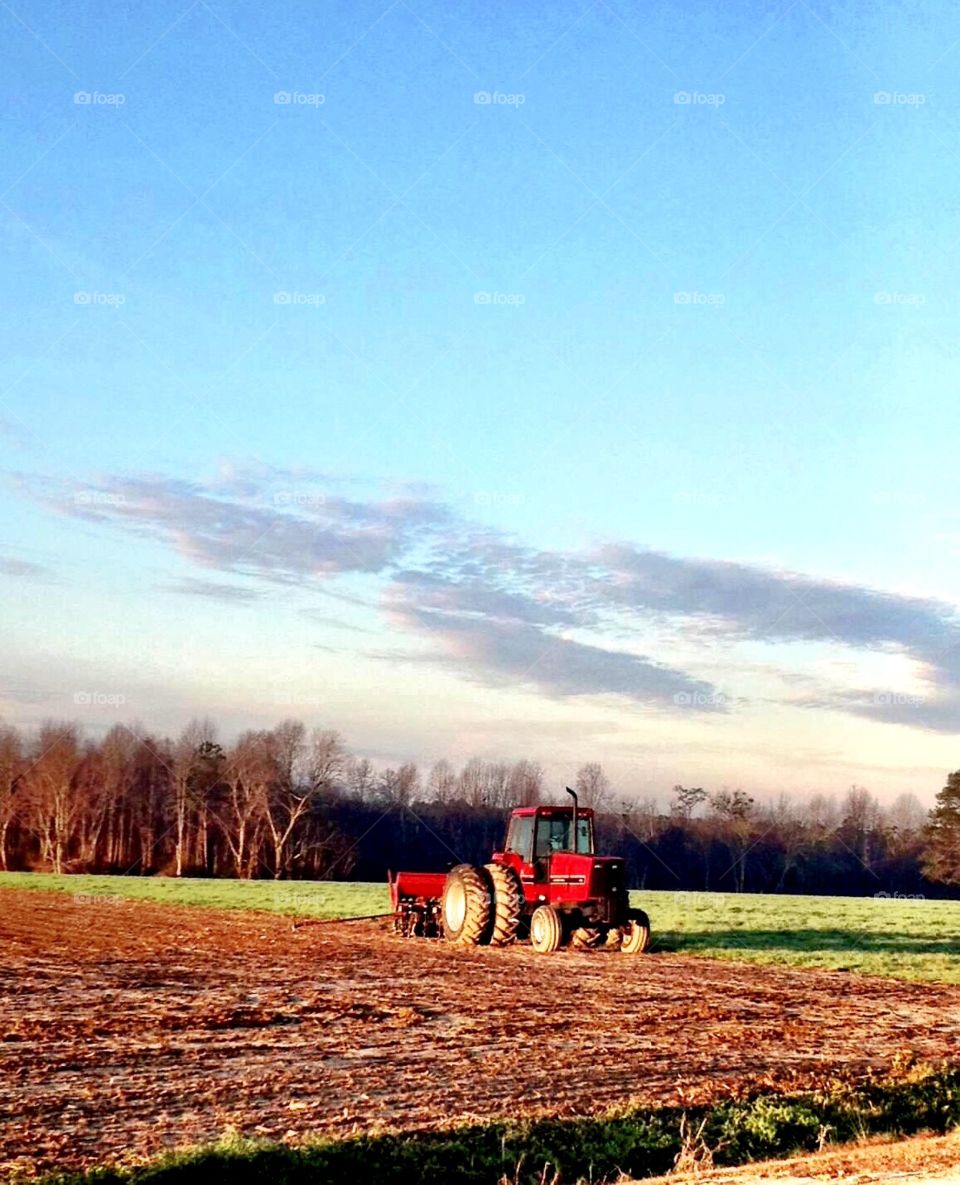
[547,851,627,898]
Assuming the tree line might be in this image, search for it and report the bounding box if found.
[1,715,957,897]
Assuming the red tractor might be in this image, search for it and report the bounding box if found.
[388,789,651,954]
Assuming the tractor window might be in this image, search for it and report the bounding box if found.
[534,815,593,857]
[505,815,534,862]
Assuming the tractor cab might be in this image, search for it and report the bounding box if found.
[493,801,597,891]
[503,805,594,883]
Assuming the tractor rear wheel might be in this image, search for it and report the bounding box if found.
[620,908,652,954]
[484,863,524,946]
[442,864,492,945]
[530,904,563,954]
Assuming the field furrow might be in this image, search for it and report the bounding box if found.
[3,887,960,1177]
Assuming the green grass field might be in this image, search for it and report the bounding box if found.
[0,870,388,919]
[3,871,959,984]
[640,889,960,983]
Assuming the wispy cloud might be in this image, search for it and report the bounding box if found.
[161,577,264,603]
[387,590,721,707]
[598,543,957,654]
[299,609,372,632]
[18,466,960,728]
[0,555,51,581]
[0,415,32,444]
[23,473,447,580]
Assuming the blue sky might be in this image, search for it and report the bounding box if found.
[3,0,960,801]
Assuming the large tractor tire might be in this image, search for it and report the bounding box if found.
[484,862,524,946]
[529,904,563,954]
[442,864,492,945]
[620,908,652,954]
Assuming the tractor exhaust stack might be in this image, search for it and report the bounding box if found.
[566,786,578,848]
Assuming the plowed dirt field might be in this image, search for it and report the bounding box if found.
[3,887,960,1178]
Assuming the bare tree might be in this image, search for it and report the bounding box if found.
[95,724,143,870]
[427,759,457,803]
[840,784,881,870]
[344,756,376,801]
[804,792,840,838]
[171,718,217,877]
[623,794,662,843]
[885,791,927,837]
[73,738,110,868]
[308,728,346,796]
[0,724,21,870]
[271,718,307,786]
[262,722,317,878]
[508,759,543,806]
[130,734,172,872]
[576,762,611,811]
[221,731,272,878]
[378,761,420,805]
[22,722,83,874]
[709,787,755,892]
[458,757,486,807]
[765,792,807,890]
[483,761,511,808]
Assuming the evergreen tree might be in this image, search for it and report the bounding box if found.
[921,770,960,885]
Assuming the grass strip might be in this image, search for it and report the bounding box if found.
[31,1061,960,1185]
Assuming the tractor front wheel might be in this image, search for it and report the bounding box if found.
[442,864,492,945]
[530,904,563,954]
[485,863,524,946]
[620,908,652,954]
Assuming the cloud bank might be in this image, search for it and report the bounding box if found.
[19,467,960,730]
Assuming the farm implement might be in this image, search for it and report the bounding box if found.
[389,788,651,954]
